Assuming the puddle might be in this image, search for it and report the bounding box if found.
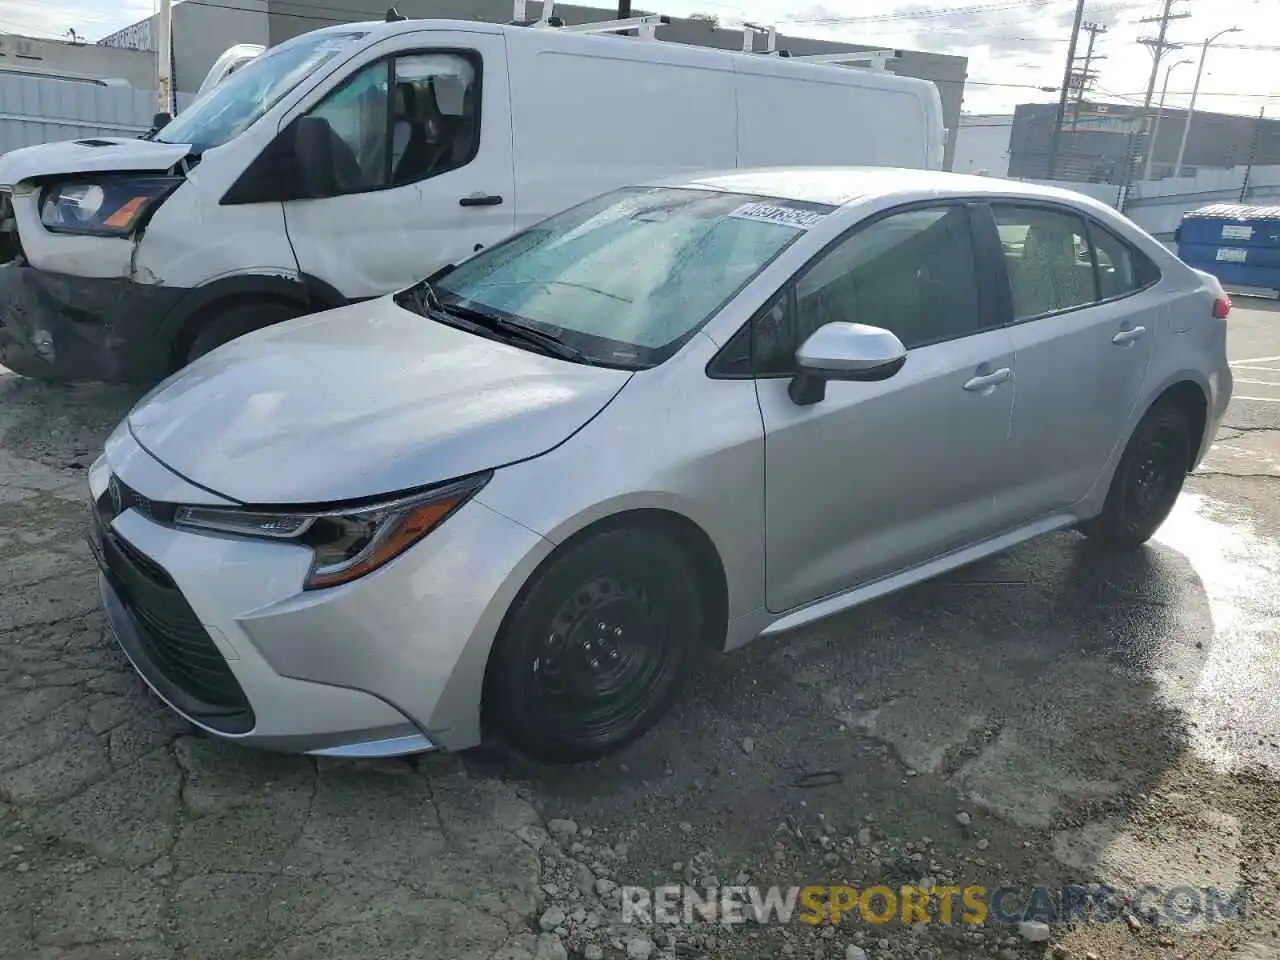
[1152,493,1280,777]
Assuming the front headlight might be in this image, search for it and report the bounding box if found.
[40,176,182,237]
[173,473,490,590]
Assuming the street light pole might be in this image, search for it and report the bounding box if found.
[1143,58,1192,181]
[1173,27,1240,178]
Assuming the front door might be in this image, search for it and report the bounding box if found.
[989,202,1158,515]
[280,30,515,299]
[756,203,1017,613]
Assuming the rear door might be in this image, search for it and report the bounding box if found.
[990,201,1160,516]
[279,29,514,299]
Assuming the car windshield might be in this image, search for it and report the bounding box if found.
[156,31,367,152]
[431,186,832,368]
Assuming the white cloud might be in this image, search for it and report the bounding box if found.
[653,0,1279,117]
[0,0,154,40]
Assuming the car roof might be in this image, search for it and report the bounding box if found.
[646,166,1106,211]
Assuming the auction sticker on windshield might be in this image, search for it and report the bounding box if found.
[728,203,827,230]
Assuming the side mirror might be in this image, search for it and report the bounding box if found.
[152,112,172,129]
[789,322,907,406]
[292,116,340,199]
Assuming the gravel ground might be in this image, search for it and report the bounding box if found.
[0,301,1277,960]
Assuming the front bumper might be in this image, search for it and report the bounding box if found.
[0,262,183,382]
[88,437,554,755]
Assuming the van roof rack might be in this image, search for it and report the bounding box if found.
[511,1,666,36]
[508,2,898,70]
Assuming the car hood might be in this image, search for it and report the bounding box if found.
[0,137,191,187]
[127,297,633,505]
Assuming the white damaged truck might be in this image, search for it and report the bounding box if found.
[0,14,944,382]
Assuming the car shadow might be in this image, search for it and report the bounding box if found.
[470,524,1218,908]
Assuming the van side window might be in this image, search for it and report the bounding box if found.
[754,205,983,375]
[301,51,481,195]
[307,61,390,193]
[391,54,480,185]
[992,205,1097,320]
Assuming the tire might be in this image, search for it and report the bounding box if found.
[184,300,301,365]
[484,528,703,764]
[1078,400,1193,550]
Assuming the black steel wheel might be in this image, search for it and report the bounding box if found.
[1079,400,1193,550]
[485,528,703,763]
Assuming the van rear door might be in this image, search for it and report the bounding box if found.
[278,28,514,300]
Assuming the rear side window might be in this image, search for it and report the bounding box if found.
[1089,222,1161,298]
[992,204,1097,320]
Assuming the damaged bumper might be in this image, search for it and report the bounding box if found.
[0,262,184,383]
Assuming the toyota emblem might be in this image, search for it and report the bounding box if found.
[108,476,124,517]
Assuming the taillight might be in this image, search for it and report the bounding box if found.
[1213,295,1231,320]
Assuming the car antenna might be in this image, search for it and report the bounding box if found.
[385,6,407,21]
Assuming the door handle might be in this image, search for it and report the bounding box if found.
[459,194,504,207]
[1112,325,1147,345]
[963,367,1012,392]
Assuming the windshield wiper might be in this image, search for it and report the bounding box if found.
[439,300,587,364]
[395,278,445,316]
[396,280,587,363]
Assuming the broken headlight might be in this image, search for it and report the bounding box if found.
[39,176,182,237]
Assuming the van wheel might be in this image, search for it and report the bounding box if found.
[485,529,702,764]
[184,301,301,365]
[1079,400,1192,550]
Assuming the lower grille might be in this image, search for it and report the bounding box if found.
[90,503,252,723]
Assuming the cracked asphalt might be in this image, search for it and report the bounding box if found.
[0,300,1278,960]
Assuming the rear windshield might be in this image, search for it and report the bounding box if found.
[156,31,367,153]
[434,186,833,368]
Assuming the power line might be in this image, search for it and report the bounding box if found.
[788,0,1067,26]
[1047,0,1088,178]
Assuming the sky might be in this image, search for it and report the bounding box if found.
[2,0,1278,117]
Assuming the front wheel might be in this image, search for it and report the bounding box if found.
[184,300,301,366]
[1079,400,1193,550]
[484,529,703,764]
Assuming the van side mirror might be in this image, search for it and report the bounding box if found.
[152,112,172,129]
[789,322,907,406]
[292,116,340,199]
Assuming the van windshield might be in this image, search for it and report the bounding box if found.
[156,31,367,153]
[429,186,831,368]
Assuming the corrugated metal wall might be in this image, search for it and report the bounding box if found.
[0,74,195,156]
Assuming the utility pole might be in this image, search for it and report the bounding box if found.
[156,0,174,121]
[1120,0,1189,211]
[1068,22,1107,135]
[1046,0,1087,180]
[1240,107,1266,202]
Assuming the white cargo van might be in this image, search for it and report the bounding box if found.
[0,15,944,383]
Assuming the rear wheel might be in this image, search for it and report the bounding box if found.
[485,529,702,764]
[1079,400,1193,550]
[184,300,301,365]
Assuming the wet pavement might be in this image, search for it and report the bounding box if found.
[0,300,1277,960]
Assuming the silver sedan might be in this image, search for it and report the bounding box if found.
[88,167,1233,763]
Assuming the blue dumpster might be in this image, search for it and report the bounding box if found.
[1175,203,1280,296]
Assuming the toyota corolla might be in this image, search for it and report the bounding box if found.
[87,167,1232,763]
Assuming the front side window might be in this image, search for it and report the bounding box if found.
[994,204,1097,320]
[433,187,826,367]
[755,205,983,375]
[301,51,480,195]
[156,31,367,153]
